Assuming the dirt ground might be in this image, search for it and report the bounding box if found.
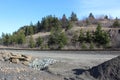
[0,50,119,80]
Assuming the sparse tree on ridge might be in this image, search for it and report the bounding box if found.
[104,15,109,20]
[36,21,41,32]
[89,13,95,20]
[65,21,73,31]
[70,12,78,21]
[61,14,68,28]
[113,17,120,27]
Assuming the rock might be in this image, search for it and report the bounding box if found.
[22,61,30,66]
[29,58,58,70]
[11,58,19,63]
[0,51,33,66]
[10,53,22,58]
[22,55,32,61]
[25,56,32,61]
[0,52,11,61]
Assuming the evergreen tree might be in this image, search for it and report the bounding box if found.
[37,21,41,32]
[95,24,110,45]
[81,42,87,49]
[2,33,10,46]
[9,33,17,45]
[89,42,94,49]
[41,15,61,31]
[95,24,102,43]
[33,26,37,34]
[65,21,73,31]
[70,12,78,21]
[17,31,26,44]
[48,27,67,49]
[86,31,92,43]
[36,36,43,47]
[29,35,35,48]
[61,14,68,28]
[89,13,95,20]
[113,17,120,27]
[104,15,108,19]
[25,26,29,36]
[78,29,85,43]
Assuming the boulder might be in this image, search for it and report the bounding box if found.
[11,58,19,63]
[0,51,32,66]
[22,55,32,61]
[22,61,30,66]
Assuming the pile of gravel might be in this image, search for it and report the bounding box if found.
[89,56,120,80]
[29,58,58,70]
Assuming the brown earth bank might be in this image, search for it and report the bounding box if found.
[0,50,119,80]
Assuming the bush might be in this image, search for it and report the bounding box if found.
[113,18,120,27]
[78,29,85,43]
[48,27,67,49]
[36,37,43,47]
[29,35,35,48]
[81,42,87,49]
[89,42,94,49]
[86,31,93,43]
[95,24,110,45]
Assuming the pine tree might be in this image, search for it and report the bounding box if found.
[17,31,26,44]
[2,33,10,46]
[78,29,85,43]
[70,12,78,21]
[36,36,43,47]
[89,13,95,20]
[86,31,92,43]
[48,27,67,49]
[89,42,94,49]
[104,15,108,19]
[61,14,68,28]
[37,21,41,32]
[65,21,73,31]
[95,24,110,45]
[113,17,120,27]
[29,35,35,48]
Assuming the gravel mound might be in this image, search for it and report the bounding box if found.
[89,56,120,80]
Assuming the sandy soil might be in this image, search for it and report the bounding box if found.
[0,50,119,80]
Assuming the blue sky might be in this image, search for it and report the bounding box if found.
[0,0,120,36]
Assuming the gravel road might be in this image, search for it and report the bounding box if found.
[3,50,119,67]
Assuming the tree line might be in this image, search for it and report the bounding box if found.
[0,12,117,49]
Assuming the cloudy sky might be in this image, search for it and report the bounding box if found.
[0,0,120,36]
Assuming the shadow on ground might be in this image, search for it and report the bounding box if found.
[72,68,86,75]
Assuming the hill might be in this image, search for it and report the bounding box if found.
[1,12,120,50]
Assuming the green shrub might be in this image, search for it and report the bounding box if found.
[81,42,87,49]
[29,35,35,48]
[89,42,94,49]
[36,37,43,47]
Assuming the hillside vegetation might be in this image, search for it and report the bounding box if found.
[1,12,120,50]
